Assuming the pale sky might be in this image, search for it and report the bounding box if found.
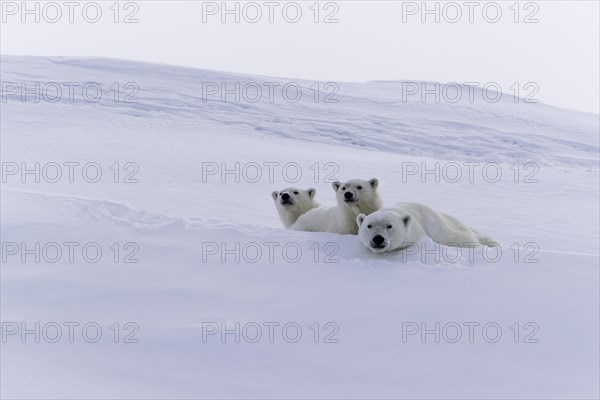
[1,0,599,113]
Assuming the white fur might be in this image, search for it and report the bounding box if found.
[272,187,320,228]
[291,178,382,235]
[357,202,498,252]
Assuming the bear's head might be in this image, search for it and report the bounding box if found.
[272,187,319,228]
[332,178,382,215]
[356,210,413,253]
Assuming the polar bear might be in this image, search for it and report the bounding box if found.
[272,187,320,228]
[291,178,382,235]
[357,202,498,252]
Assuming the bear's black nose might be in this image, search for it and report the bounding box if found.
[372,235,385,246]
[281,193,290,201]
[344,192,353,200]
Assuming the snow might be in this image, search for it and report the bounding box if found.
[1,56,598,399]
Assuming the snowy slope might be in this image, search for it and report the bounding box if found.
[1,56,599,399]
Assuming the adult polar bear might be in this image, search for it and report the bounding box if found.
[271,187,320,228]
[357,203,497,252]
[292,178,382,235]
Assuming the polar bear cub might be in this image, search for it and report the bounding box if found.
[291,178,382,235]
[272,187,320,228]
[357,202,497,252]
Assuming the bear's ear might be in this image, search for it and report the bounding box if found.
[369,178,379,188]
[332,181,341,191]
[271,191,279,201]
[356,214,366,227]
[402,215,411,227]
[307,188,316,198]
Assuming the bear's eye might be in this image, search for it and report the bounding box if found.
[367,224,372,229]
[357,185,362,190]
[293,191,299,195]
[387,225,393,229]
[342,186,346,190]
